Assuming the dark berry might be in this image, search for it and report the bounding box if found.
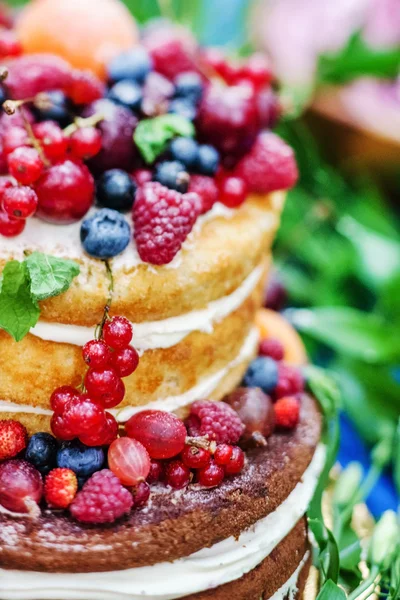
[80,208,131,259]
[174,72,203,103]
[108,80,143,112]
[96,169,136,212]
[181,445,211,469]
[108,47,153,84]
[25,432,58,475]
[125,410,186,460]
[243,357,279,394]
[132,481,150,508]
[110,346,139,378]
[147,459,164,484]
[84,368,125,409]
[82,340,112,369]
[195,144,219,176]
[165,460,191,489]
[33,90,72,127]
[224,388,275,445]
[197,461,224,487]
[56,440,105,480]
[168,137,198,170]
[224,446,245,475]
[153,160,190,193]
[168,98,197,121]
[103,316,133,350]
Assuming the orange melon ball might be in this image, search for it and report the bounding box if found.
[255,308,308,366]
[16,0,139,79]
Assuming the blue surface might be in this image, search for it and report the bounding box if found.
[200,0,248,47]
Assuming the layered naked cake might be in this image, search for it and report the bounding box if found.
[0,2,324,599]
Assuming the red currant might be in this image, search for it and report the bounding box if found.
[2,186,38,219]
[79,412,119,447]
[132,481,150,508]
[50,385,79,413]
[147,459,164,484]
[125,410,187,460]
[82,339,111,369]
[2,126,29,155]
[111,346,139,378]
[214,444,233,466]
[0,460,42,514]
[240,53,272,89]
[0,176,14,198]
[103,316,133,350]
[197,461,224,487]
[7,147,44,185]
[63,395,107,437]
[108,437,150,486]
[0,30,22,58]
[67,69,105,105]
[0,209,25,236]
[181,445,211,469]
[84,368,125,409]
[219,176,247,208]
[165,460,191,490]
[224,446,245,475]
[70,127,102,160]
[33,121,69,162]
[50,412,75,441]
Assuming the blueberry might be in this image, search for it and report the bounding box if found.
[196,144,220,176]
[25,432,58,475]
[243,357,279,394]
[0,85,6,106]
[169,137,199,170]
[108,47,153,84]
[168,98,197,122]
[80,208,131,259]
[33,90,72,127]
[153,161,189,193]
[57,440,105,480]
[174,72,203,103]
[97,169,136,212]
[108,80,143,112]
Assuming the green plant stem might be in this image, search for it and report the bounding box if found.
[348,565,380,600]
[95,260,114,340]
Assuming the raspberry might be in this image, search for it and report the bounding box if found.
[7,147,44,185]
[2,186,38,219]
[44,468,77,509]
[235,132,298,194]
[145,31,198,80]
[188,175,218,214]
[196,84,259,156]
[0,209,25,236]
[237,53,272,89]
[66,70,105,105]
[4,54,72,99]
[33,121,69,162]
[0,30,22,58]
[0,420,28,461]
[259,338,285,361]
[70,469,133,524]
[133,182,200,265]
[187,400,244,445]
[275,363,304,399]
[274,396,300,429]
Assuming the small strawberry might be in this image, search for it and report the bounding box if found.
[44,468,78,509]
[274,396,300,429]
[0,420,28,461]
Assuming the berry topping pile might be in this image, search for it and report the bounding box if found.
[0,19,297,265]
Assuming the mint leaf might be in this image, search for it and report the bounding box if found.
[317,580,346,600]
[134,114,195,163]
[25,252,80,301]
[0,261,39,341]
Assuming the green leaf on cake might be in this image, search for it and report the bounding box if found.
[134,114,195,164]
[25,252,80,302]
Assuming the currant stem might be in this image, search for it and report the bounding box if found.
[185,436,217,453]
[95,260,114,340]
[20,106,51,168]
[63,113,104,137]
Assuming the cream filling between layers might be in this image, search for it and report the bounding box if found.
[0,327,259,423]
[0,445,325,600]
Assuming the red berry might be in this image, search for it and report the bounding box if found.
[111,346,139,378]
[63,395,107,437]
[256,87,280,129]
[4,54,73,99]
[131,481,150,508]
[141,72,174,117]
[274,396,300,429]
[7,147,44,185]
[0,3,13,29]
[133,182,200,265]
[239,54,272,89]
[2,126,29,155]
[132,169,152,186]
[0,420,28,461]
[70,469,133,524]
[70,127,102,160]
[265,275,287,311]
[181,445,211,469]
[197,460,224,487]
[218,175,247,208]
[235,132,298,194]
[214,444,233,466]
[66,69,105,105]
[103,316,133,350]
[147,459,164,484]
[2,186,38,219]
[224,446,245,475]
[224,388,275,446]
[82,339,111,370]
[33,121,69,162]
[0,460,43,514]
[125,410,187,460]
[165,460,190,489]
[35,159,94,223]
[0,176,13,197]
[50,412,75,441]
[50,386,79,413]
[259,338,284,361]
[200,47,229,79]
[108,437,150,486]
[44,468,77,509]
[275,363,304,399]
[0,209,25,236]
[0,29,22,58]
[84,368,125,409]
[145,30,198,80]
[188,175,218,214]
[187,400,244,445]
[79,411,118,447]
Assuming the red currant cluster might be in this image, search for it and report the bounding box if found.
[50,316,139,446]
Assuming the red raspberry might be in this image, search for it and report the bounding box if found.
[80,412,118,447]
[44,468,77,509]
[218,175,247,208]
[275,363,304,400]
[133,182,200,265]
[274,396,300,429]
[0,209,25,236]
[33,121,69,162]
[7,147,44,185]
[50,386,79,413]
[0,420,28,461]
[196,84,259,156]
[235,132,298,194]
[145,30,198,80]
[188,175,218,214]
[0,30,22,58]
[2,186,38,219]
[103,316,133,350]
[70,469,133,524]
[63,395,107,437]
[259,338,284,361]
[4,54,73,99]
[187,400,244,444]
[66,70,105,105]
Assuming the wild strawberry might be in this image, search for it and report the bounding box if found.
[274,396,300,429]
[0,420,28,461]
[44,468,77,509]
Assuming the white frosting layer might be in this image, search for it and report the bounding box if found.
[0,445,325,600]
[29,263,264,350]
[0,327,259,423]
